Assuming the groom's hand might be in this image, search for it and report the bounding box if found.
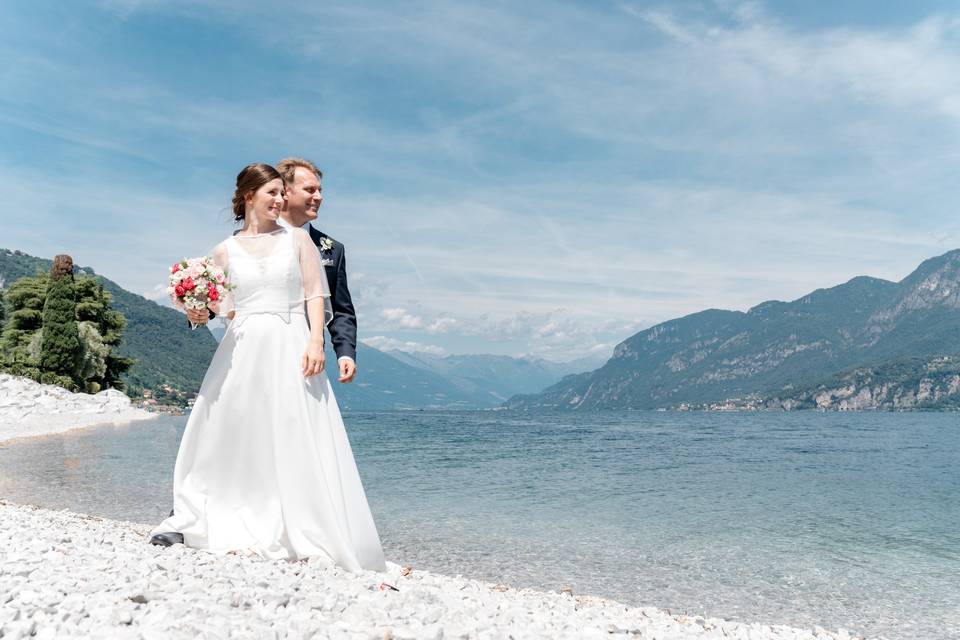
[338,359,357,383]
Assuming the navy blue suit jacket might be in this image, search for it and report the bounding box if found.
[307,225,358,362]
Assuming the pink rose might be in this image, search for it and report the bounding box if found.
[171,263,181,274]
[182,277,196,291]
[174,285,185,297]
[208,288,219,301]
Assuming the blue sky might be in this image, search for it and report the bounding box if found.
[2,1,960,360]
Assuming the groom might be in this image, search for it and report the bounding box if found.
[275,157,358,382]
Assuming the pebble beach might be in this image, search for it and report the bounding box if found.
[0,373,155,445]
[0,500,873,640]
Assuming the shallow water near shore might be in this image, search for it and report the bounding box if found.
[0,410,957,639]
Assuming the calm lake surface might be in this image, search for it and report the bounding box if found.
[1,410,957,639]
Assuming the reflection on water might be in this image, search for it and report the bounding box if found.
[1,410,958,640]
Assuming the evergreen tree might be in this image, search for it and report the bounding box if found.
[103,352,134,391]
[0,273,47,366]
[1,257,133,392]
[40,270,83,386]
[74,276,133,390]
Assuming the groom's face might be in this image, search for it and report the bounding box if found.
[285,167,323,226]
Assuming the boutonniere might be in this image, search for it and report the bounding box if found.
[319,237,334,252]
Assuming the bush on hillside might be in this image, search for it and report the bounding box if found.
[39,371,78,390]
[4,361,41,382]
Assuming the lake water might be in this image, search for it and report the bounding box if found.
[1,410,957,639]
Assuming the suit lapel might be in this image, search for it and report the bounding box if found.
[307,224,338,278]
[308,224,325,247]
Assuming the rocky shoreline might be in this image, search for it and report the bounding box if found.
[0,500,875,640]
[0,373,155,445]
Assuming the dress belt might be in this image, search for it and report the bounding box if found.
[230,307,306,330]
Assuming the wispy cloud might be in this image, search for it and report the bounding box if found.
[624,7,960,120]
[2,1,960,359]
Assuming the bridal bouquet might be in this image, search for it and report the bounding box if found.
[168,257,232,328]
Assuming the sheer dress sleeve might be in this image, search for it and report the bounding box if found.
[210,240,237,320]
[294,228,334,326]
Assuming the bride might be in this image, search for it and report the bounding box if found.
[148,163,386,572]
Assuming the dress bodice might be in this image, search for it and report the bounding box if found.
[226,229,302,317]
[212,227,333,325]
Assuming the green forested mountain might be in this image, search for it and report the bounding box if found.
[1,249,218,399]
[508,250,960,410]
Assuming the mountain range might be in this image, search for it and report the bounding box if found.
[508,249,960,410]
[13,244,960,412]
[1,249,595,408]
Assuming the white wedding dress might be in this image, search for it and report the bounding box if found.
[149,227,386,572]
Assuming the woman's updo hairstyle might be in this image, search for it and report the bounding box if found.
[232,163,283,221]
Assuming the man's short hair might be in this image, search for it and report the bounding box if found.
[276,157,322,185]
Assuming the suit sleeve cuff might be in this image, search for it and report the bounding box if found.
[337,356,356,365]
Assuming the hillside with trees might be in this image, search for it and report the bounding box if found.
[1,249,217,401]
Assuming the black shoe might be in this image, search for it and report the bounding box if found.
[150,532,184,547]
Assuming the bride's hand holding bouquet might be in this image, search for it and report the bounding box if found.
[168,257,232,329]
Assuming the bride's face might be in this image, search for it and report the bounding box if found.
[246,178,285,222]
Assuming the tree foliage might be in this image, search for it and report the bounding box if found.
[40,273,84,386]
[2,249,218,403]
[73,277,132,390]
[0,271,48,366]
[0,265,133,393]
